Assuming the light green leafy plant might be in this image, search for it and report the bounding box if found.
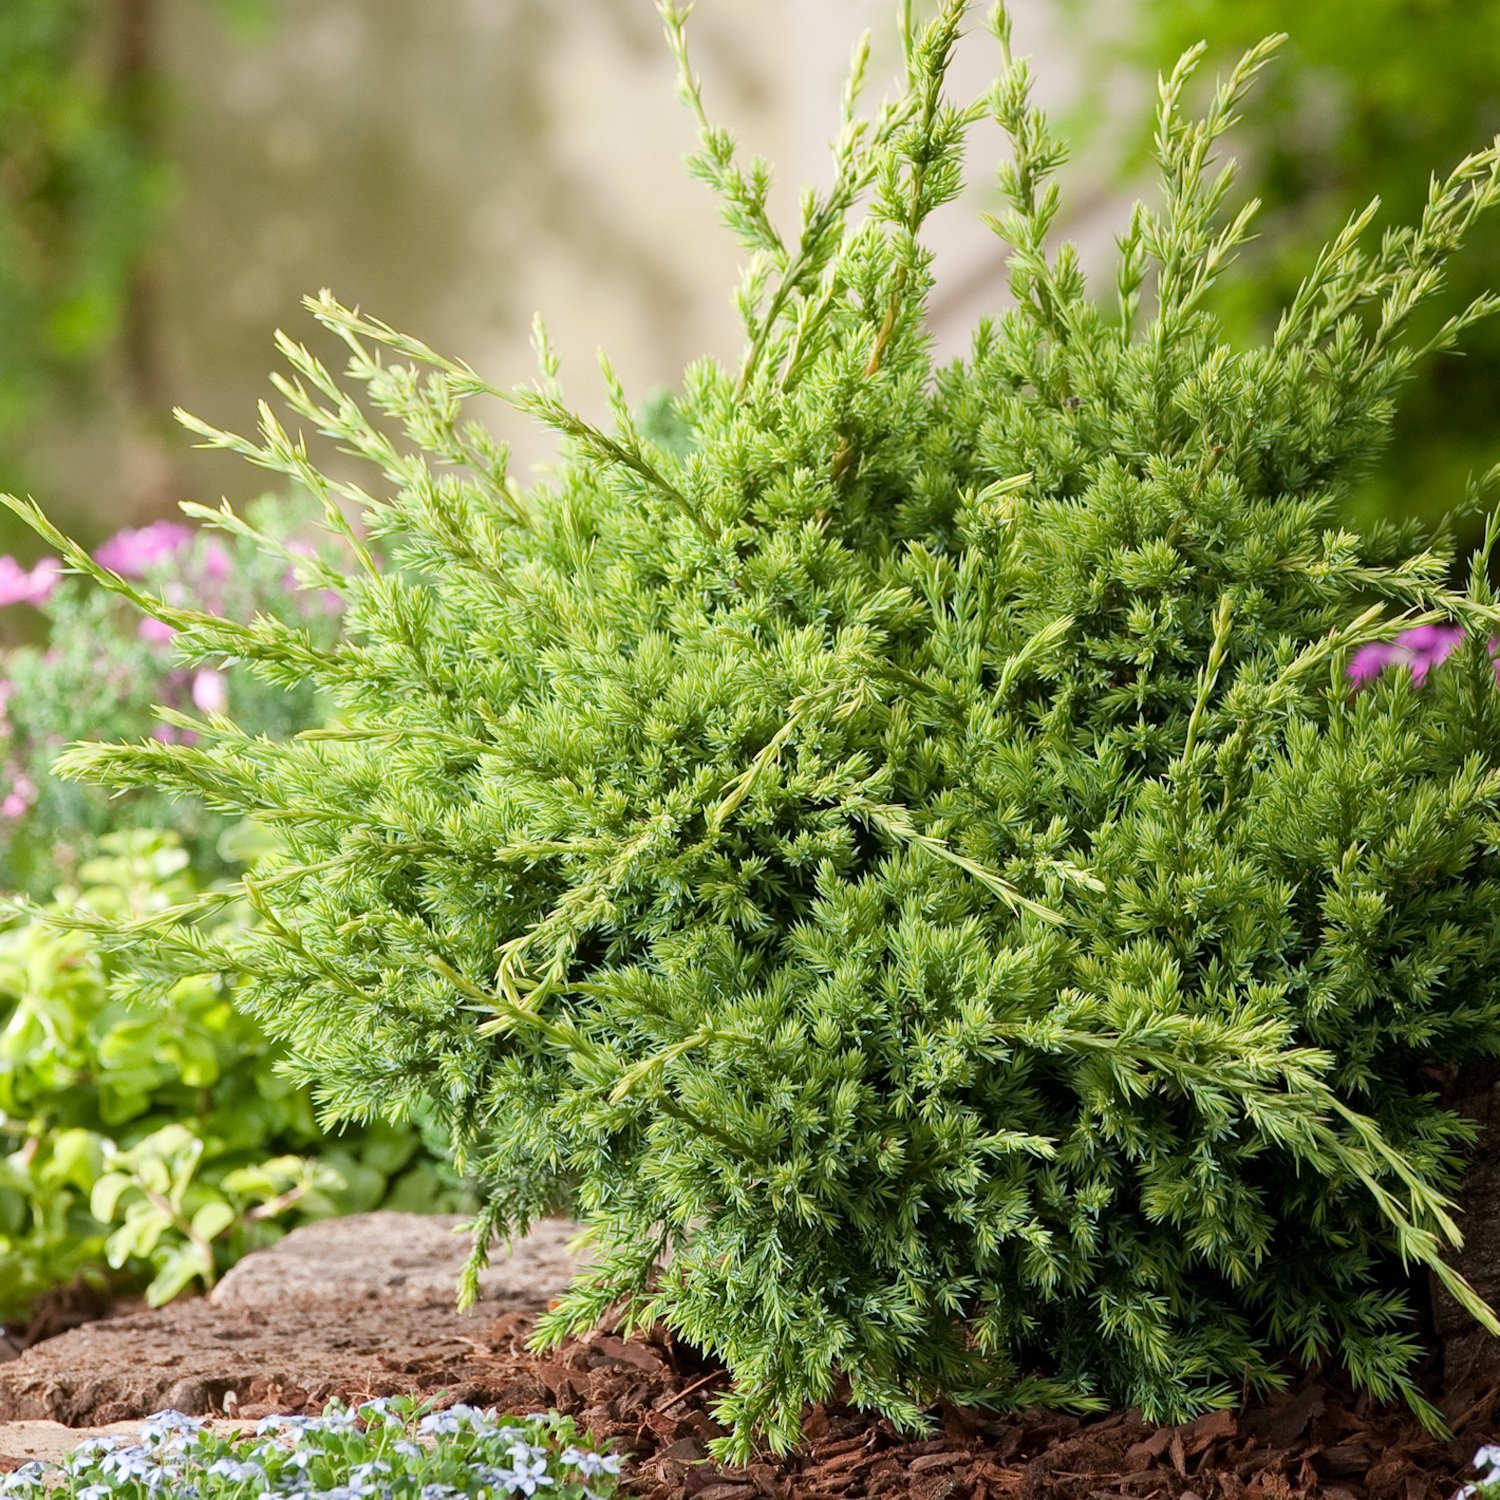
[0,830,461,1323]
[89,1124,348,1307]
[9,0,1500,1462]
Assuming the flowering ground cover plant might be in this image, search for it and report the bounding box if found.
[0,1399,621,1500]
[1461,1446,1500,1500]
[0,494,343,896]
[10,0,1500,1463]
[0,829,463,1325]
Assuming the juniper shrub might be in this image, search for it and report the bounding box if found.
[11,0,1500,1459]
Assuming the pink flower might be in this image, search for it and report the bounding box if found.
[1347,640,1408,686]
[150,723,199,746]
[1348,623,1466,688]
[0,772,36,820]
[191,668,228,714]
[201,541,232,581]
[139,616,176,645]
[0,555,61,607]
[26,558,60,601]
[95,521,192,577]
[281,541,313,595]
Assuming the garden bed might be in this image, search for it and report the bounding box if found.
[0,1219,1490,1500]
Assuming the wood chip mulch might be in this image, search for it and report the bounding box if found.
[443,1314,1499,1500]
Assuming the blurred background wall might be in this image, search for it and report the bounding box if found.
[0,0,1140,549]
[1,0,1497,552]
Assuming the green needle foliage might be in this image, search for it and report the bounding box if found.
[10,0,1500,1459]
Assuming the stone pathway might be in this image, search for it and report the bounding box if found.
[0,1213,582,1459]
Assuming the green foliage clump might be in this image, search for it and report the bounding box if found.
[15,0,1500,1459]
[0,494,341,897]
[0,830,463,1325]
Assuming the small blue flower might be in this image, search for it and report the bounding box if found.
[418,1403,490,1437]
[346,1459,393,1494]
[206,1456,267,1484]
[99,1445,161,1481]
[257,1413,315,1437]
[357,1399,402,1429]
[144,1408,205,1432]
[0,1462,45,1496]
[68,1437,124,1467]
[492,1448,555,1497]
[561,1448,621,1480]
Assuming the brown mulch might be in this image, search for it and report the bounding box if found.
[1,1292,1495,1499]
[450,1316,1497,1500]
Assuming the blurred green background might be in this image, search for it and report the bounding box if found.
[1075,0,1500,548]
[2,0,1497,565]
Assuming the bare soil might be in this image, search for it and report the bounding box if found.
[1,1292,1494,1499]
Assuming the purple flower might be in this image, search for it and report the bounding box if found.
[0,555,61,607]
[95,522,192,577]
[1347,640,1408,685]
[1399,623,1464,684]
[1397,623,1461,655]
[1348,623,1466,688]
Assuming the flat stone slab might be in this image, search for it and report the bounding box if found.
[0,1213,583,1428]
[209,1211,582,1310]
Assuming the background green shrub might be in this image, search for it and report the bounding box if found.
[13,0,1500,1461]
[0,0,271,534]
[0,496,466,1326]
[1068,0,1500,545]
